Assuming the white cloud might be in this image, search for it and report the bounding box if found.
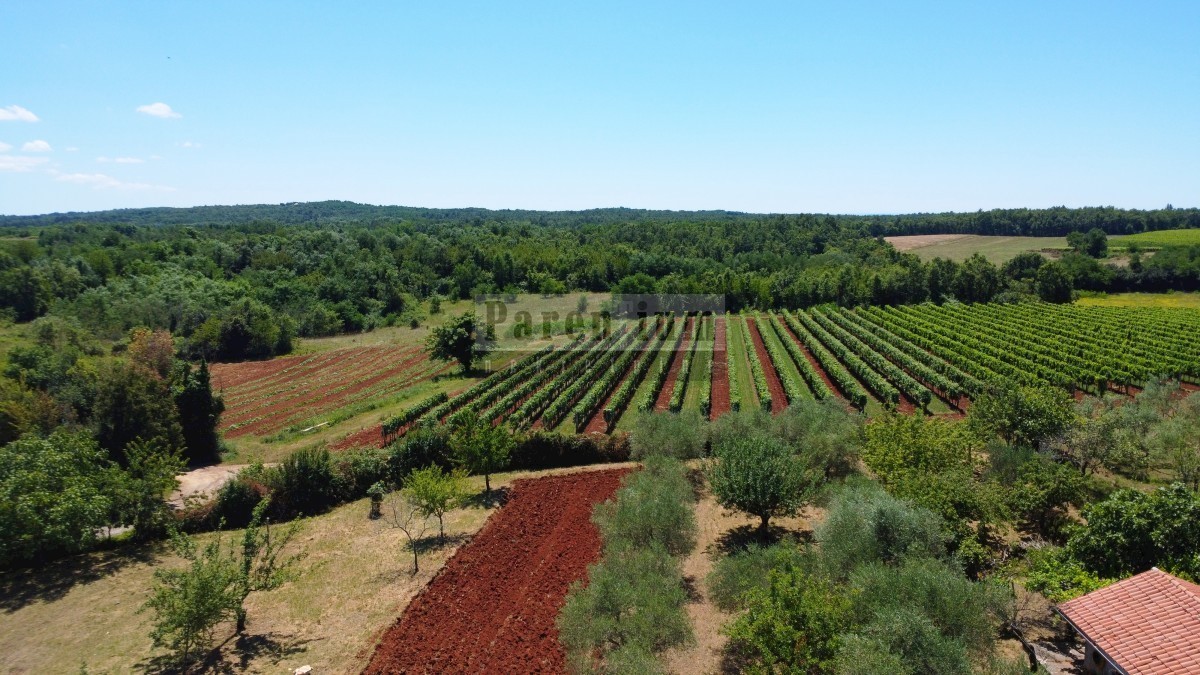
[0,105,39,122]
[177,140,201,148]
[97,156,144,164]
[0,155,49,172]
[0,142,10,152]
[22,140,52,152]
[136,102,181,119]
[52,171,175,191]
[65,146,79,152]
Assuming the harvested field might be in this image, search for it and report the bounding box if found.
[363,468,629,674]
[883,233,972,251]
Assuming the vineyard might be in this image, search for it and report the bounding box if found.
[350,302,1200,446]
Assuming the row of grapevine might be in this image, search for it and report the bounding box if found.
[668,317,701,412]
[605,319,674,431]
[817,309,950,404]
[509,330,626,428]
[752,316,807,405]
[795,310,900,408]
[638,317,685,412]
[541,328,640,429]
[767,315,831,400]
[841,309,983,397]
[381,391,449,444]
[726,321,743,412]
[572,323,662,431]
[782,311,870,409]
[476,334,591,424]
[416,344,556,426]
[444,344,565,426]
[699,316,715,416]
[740,318,773,412]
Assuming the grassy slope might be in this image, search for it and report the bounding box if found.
[1110,228,1200,248]
[1076,292,1200,309]
[891,235,1069,263]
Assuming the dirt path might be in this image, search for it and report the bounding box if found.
[655,317,695,412]
[745,317,787,414]
[710,317,731,419]
[362,468,629,674]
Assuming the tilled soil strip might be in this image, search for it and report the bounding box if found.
[710,317,732,419]
[654,316,695,412]
[745,317,788,414]
[363,468,630,675]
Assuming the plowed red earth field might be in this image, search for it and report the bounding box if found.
[211,345,448,438]
[745,317,787,414]
[710,317,731,419]
[654,316,694,412]
[363,468,629,674]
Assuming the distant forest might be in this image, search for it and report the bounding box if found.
[1,202,1197,361]
[3,201,1198,236]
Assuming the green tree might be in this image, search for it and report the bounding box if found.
[952,254,1003,304]
[1152,397,1200,490]
[449,411,512,493]
[707,435,822,535]
[1068,483,1200,579]
[0,431,115,568]
[424,312,495,373]
[403,465,468,543]
[114,439,184,542]
[173,361,225,465]
[593,456,697,556]
[629,410,708,461]
[93,361,184,464]
[968,384,1074,448]
[1035,262,1073,303]
[231,499,302,633]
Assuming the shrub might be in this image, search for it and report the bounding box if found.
[593,456,697,556]
[628,410,707,460]
[1067,483,1200,579]
[332,447,390,499]
[265,447,339,519]
[387,425,453,480]
[707,543,807,612]
[816,479,948,578]
[558,546,692,674]
[1023,545,1114,603]
[508,431,630,470]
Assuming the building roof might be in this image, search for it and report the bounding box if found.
[1056,568,1200,675]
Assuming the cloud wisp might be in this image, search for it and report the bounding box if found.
[0,105,39,122]
[22,140,52,152]
[0,155,49,172]
[0,142,11,152]
[52,170,175,191]
[97,156,145,164]
[136,102,182,119]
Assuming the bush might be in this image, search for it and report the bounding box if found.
[816,479,949,578]
[387,425,453,480]
[265,447,340,519]
[628,411,707,460]
[1067,483,1200,579]
[332,447,390,498]
[1023,545,1114,603]
[508,431,630,470]
[558,546,692,674]
[593,456,696,556]
[707,543,807,612]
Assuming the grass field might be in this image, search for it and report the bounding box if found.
[725,316,758,410]
[1109,228,1200,248]
[1076,292,1200,309]
[884,234,1068,263]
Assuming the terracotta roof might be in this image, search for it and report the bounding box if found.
[1057,568,1200,675]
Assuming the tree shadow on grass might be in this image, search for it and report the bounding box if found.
[137,631,313,674]
[411,532,472,555]
[0,542,163,613]
[463,486,511,510]
[713,524,813,556]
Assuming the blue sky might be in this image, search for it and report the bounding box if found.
[2,1,1198,215]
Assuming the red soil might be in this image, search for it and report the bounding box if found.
[226,355,447,438]
[330,424,385,451]
[210,352,316,390]
[710,317,731,419]
[777,319,845,402]
[362,468,629,675]
[745,317,788,414]
[895,393,916,415]
[654,317,695,412]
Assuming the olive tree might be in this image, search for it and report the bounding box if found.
[707,435,822,536]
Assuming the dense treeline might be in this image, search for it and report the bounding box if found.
[1,204,1198,363]
[3,201,1197,236]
